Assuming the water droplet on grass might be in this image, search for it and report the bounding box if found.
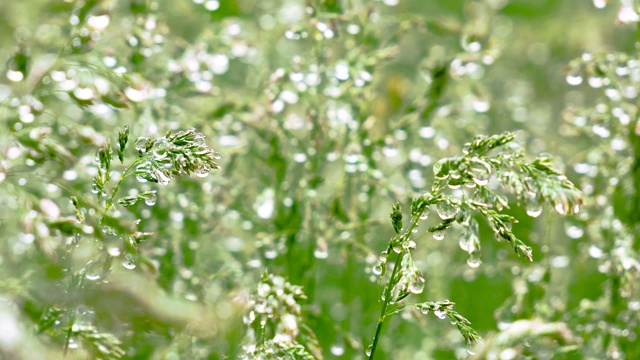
[467,255,482,268]
[525,198,543,217]
[135,137,149,152]
[469,158,491,186]
[330,344,345,356]
[589,245,603,258]
[314,247,328,259]
[122,253,136,269]
[554,202,568,215]
[372,263,383,275]
[408,277,425,294]
[142,191,157,206]
[566,75,583,86]
[420,304,430,314]
[85,260,103,280]
[437,201,458,220]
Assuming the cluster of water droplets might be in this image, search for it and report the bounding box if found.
[5,95,44,127]
[240,275,307,358]
[415,300,454,320]
[566,53,640,102]
[390,253,425,302]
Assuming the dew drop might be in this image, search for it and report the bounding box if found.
[571,204,580,214]
[466,346,476,355]
[419,208,430,220]
[330,344,345,356]
[122,253,136,269]
[434,309,447,319]
[467,255,482,268]
[67,337,79,349]
[554,202,568,215]
[379,251,388,262]
[469,158,491,186]
[84,260,103,280]
[154,170,172,186]
[588,76,603,88]
[588,245,603,259]
[433,230,445,241]
[458,235,471,251]
[525,198,543,218]
[404,240,417,250]
[135,137,149,152]
[264,248,278,259]
[135,174,148,183]
[420,304,430,315]
[313,247,328,259]
[408,277,425,294]
[565,225,584,239]
[143,191,157,206]
[566,75,583,86]
[436,201,458,220]
[152,138,169,159]
[372,263,383,275]
[593,0,606,8]
[366,344,373,356]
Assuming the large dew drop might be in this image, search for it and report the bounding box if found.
[467,255,482,268]
[330,344,345,356]
[84,260,104,280]
[525,197,543,218]
[419,207,430,220]
[372,263,383,275]
[135,137,149,152]
[436,201,458,220]
[566,75,583,86]
[122,253,136,270]
[408,277,425,294]
[152,138,169,159]
[433,230,445,241]
[468,158,491,186]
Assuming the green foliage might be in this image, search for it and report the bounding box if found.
[366,132,581,358]
[0,0,638,359]
[240,272,321,359]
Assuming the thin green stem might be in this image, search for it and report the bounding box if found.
[368,204,426,359]
[105,158,142,211]
[368,249,403,360]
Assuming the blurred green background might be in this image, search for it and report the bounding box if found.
[0,0,638,359]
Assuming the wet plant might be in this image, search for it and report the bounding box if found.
[1,0,636,359]
[31,126,220,359]
[240,272,321,360]
[366,132,582,358]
